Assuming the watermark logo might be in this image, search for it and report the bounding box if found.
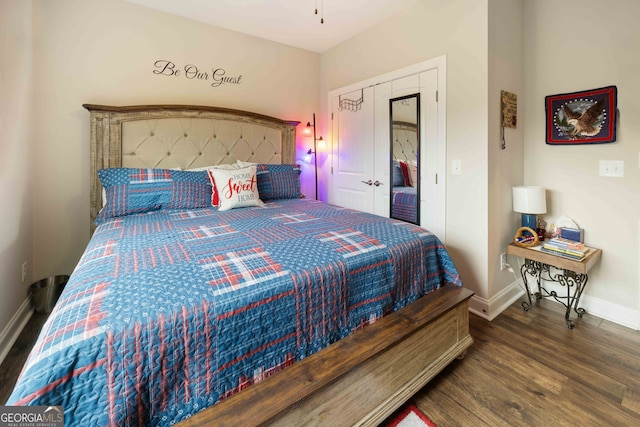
[0,406,63,427]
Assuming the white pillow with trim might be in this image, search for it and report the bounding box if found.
[207,165,264,211]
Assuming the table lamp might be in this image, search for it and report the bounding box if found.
[512,186,546,230]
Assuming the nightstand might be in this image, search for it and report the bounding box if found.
[506,243,602,328]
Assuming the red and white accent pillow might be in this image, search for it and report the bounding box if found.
[207,165,264,211]
[398,161,411,187]
[203,164,241,206]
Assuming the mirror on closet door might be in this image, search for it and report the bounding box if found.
[389,93,420,224]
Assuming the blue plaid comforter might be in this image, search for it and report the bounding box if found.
[392,186,418,223]
[7,199,461,426]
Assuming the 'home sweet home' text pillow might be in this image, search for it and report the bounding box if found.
[199,163,240,206]
[207,165,264,211]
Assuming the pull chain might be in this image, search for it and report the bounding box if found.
[314,0,324,24]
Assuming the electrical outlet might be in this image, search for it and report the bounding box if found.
[21,261,27,283]
[500,253,507,271]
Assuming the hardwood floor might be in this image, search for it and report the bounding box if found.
[412,299,640,426]
[2,299,639,426]
[0,312,49,404]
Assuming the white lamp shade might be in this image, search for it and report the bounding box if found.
[512,186,547,214]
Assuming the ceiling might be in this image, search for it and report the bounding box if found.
[123,0,418,53]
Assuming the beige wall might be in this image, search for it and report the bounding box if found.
[524,0,640,326]
[30,0,319,280]
[0,0,320,347]
[488,0,525,313]
[0,0,34,345]
[321,0,490,302]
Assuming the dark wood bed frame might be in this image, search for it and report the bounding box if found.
[84,104,473,426]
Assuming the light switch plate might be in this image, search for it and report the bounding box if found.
[452,159,462,175]
[599,160,624,177]
[612,160,624,177]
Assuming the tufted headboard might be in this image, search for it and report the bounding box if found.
[84,104,299,231]
[392,121,418,162]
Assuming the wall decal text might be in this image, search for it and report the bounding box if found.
[153,60,242,88]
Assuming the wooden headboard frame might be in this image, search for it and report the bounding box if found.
[83,104,299,231]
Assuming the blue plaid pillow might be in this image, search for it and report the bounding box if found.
[255,164,302,200]
[392,161,405,187]
[96,168,211,224]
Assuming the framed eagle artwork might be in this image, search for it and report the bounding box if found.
[545,85,618,145]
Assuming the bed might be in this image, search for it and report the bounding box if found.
[391,185,418,224]
[391,121,419,224]
[7,104,473,426]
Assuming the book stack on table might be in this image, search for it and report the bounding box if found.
[541,237,589,260]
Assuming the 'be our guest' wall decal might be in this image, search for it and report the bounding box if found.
[153,60,242,87]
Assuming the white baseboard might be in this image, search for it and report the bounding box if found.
[0,297,34,367]
[469,279,640,331]
[540,281,640,330]
[469,280,525,321]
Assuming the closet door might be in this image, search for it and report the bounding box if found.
[419,68,443,238]
[372,81,392,217]
[327,56,446,238]
[330,87,375,213]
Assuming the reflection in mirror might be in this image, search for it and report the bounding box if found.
[390,94,420,224]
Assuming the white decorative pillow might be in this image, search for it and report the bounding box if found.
[236,160,256,168]
[195,164,241,206]
[207,165,264,211]
[408,161,418,187]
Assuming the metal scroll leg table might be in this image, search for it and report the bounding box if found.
[519,259,588,329]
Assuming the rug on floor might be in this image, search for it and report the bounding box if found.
[384,403,437,427]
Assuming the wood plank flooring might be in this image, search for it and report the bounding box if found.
[2,299,639,426]
[0,312,48,404]
[412,299,640,426]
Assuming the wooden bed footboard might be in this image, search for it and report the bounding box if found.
[179,284,474,426]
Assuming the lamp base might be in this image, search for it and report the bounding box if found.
[521,214,537,231]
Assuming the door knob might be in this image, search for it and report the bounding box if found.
[373,181,383,187]
[361,180,373,186]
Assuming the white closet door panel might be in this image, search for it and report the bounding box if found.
[331,87,375,213]
[373,81,392,218]
[390,75,421,223]
[391,74,420,99]
[419,68,444,239]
